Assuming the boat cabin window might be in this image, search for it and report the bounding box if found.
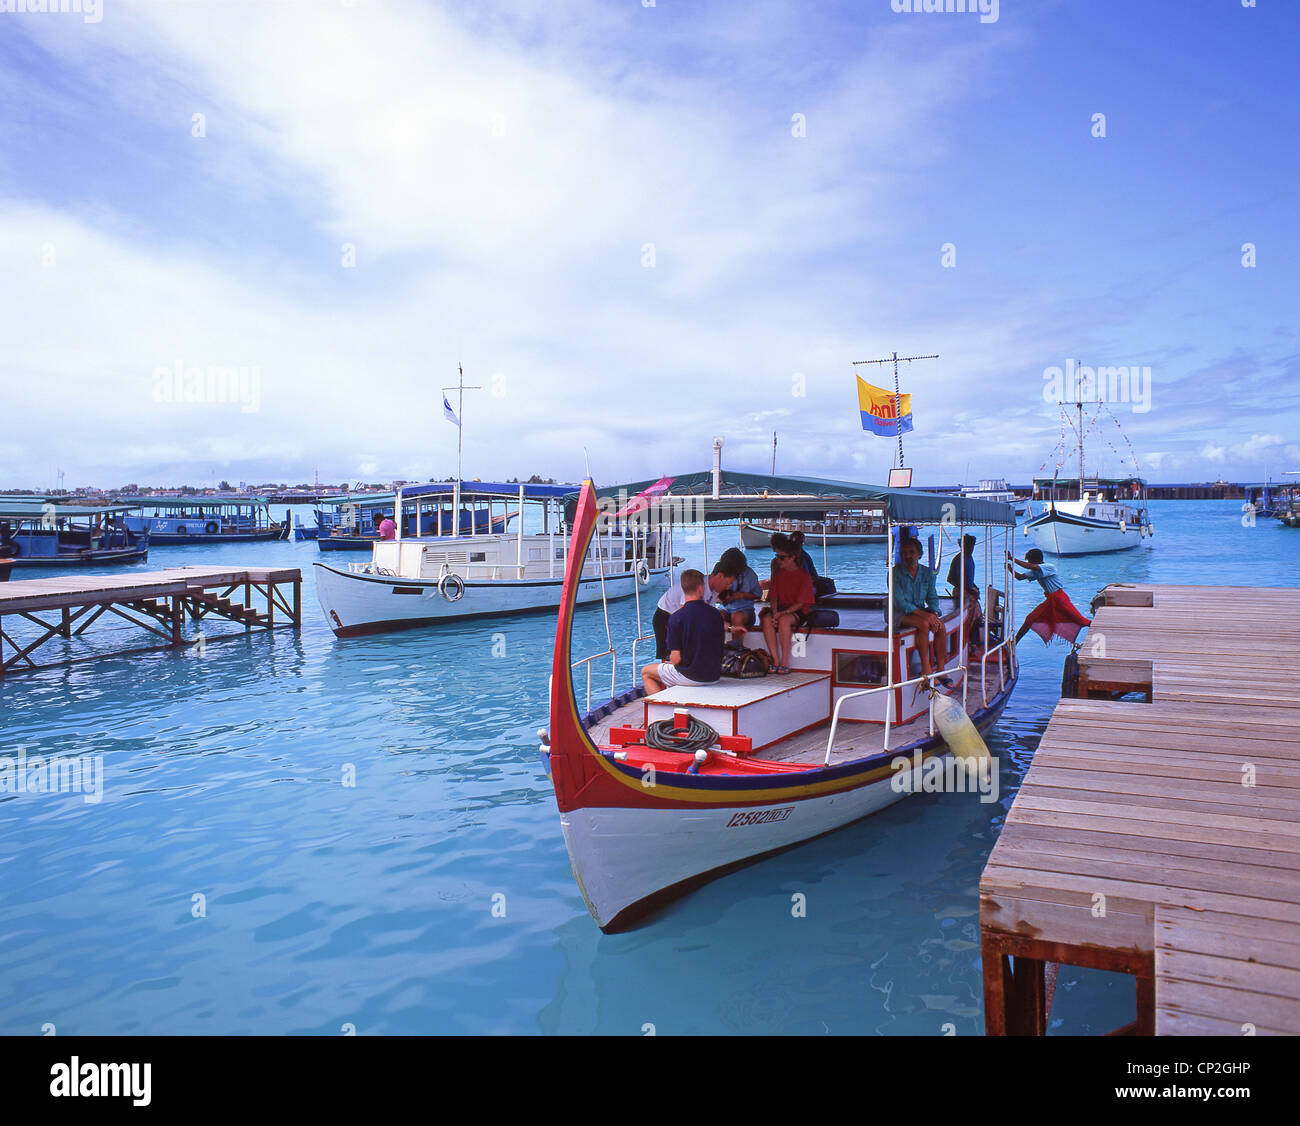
[529,548,546,560]
[470,552,487,563]
[833,651,887,687]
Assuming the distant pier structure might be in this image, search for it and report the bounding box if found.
[981,582,1300,1035]
[0,566,301,677]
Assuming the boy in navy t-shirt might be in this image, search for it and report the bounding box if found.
[641,569,725,693]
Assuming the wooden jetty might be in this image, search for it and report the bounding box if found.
[981,582,1300,1036]
[0,566,301,677]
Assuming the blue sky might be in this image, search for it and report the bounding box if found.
[1,0,1296,490]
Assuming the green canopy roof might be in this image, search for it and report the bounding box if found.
[577,469,1015,526]
[0,501,141,520]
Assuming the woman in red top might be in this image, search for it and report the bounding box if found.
[760,537,815,674]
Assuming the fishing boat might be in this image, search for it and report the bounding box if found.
[312,491,516,551]
[1025,398,1153,555]
[960,478,1026,518]
[1025,475,1152,555]
[540,469,1019,932]
[0,502,149,568]
[313,480,676,636]
[739,510,888,548]
[123,497,288,544]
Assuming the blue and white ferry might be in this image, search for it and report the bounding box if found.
[123,497,288,545]
[0,502,149,569]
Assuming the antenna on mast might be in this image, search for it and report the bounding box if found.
[852,351,939,468]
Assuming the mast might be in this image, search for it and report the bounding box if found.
[771,431,777,475]
[442,363,481,536]
[852,351,939,468]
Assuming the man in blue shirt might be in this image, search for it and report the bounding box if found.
[891,537,946,678]
[641,569,725,693]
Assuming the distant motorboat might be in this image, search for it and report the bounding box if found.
[739,511,887,548]
[0,501,149,568]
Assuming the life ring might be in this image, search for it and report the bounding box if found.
[438,573,466,602]
[204,521,219,535]
[176,524,188,536]
[635,559,651,585]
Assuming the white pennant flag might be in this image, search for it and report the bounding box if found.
[443,394,460,427]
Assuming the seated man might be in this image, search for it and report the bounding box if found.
[652,565,732,660]
[760,542,815,674]
[642,569,725,693]
[892,536,946,679]
[715,552,763,639]
[377,512,397,540]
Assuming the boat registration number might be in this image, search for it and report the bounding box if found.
[726,807,793,828]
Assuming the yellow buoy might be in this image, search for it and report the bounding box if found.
[931,690,991,763]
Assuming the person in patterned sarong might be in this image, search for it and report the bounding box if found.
[1013,548,1091,644]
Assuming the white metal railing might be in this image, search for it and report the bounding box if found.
[571,649,618,716]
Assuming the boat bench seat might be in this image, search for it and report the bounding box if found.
[643,672,832,752]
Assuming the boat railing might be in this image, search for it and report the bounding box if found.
[571,648,618,716]
[822,661,957,766]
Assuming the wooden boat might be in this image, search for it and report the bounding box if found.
[123,497,288,544]
[1026,398,1153,556]
[1025,476,1153,555]
[739,511,887,547]
[0,502,149,568]
[313,480,676,636]
[541,469,1019,931]
[313,491,517,551]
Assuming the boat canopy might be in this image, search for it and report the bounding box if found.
[316,491,398,509]
[0,502,140,520]
[401,481,575,501]
[117,496,271,508]
[576,469,1016,527]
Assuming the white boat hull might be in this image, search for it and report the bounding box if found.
[1025,513,1148,555]
[740,523,886,548]
[560,772,910,929]
[315,561,669,636]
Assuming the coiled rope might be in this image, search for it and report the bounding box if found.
[644,715,720,753]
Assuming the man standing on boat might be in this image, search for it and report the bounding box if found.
[892,537,946,679]
[1012,549,1091,644]
[377,512,397,540]
[642,569,725,693]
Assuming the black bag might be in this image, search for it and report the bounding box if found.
[721,644,772,679]
[801,608,840,629]
[813,576,837,601]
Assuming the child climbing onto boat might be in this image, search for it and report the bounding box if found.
[1013,548,1091,644]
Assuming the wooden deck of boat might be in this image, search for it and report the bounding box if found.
[0,566,302,676]
[980,582,1300,1035]
[589,661,1011,768]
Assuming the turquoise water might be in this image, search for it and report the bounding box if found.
[0,501,1293,1035]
